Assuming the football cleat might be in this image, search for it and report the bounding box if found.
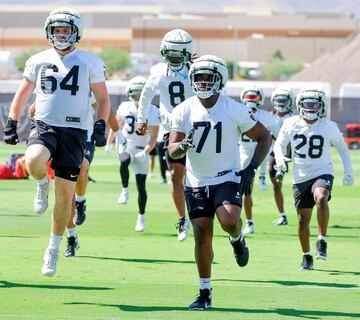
[34,177,51,214]
[229,235,249,267]
[177,218,190,241]
[73,200,87,226]
[316,239,327,260]
[135,214,145,232]
[243,222,255,234]
[258,175,268,190]
[64,236,80,257]
[188,289,212,310]
[299,254,314,271]
[275,215,288,226]
[41,247,59,277]
[117,188,129,204]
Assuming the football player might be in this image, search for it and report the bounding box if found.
[3,7,111,276]
[136,29,195,241]
[106,76,159,232]
[239,86,280,234]
[274,87,354,270]
[268,87,295,226]
[169,55,271,310]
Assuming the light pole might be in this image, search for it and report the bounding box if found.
[227,24,238,79]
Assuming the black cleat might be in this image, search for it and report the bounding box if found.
[73,200,87,226]
[229,235,249,267]
[316,239,327,260]
[275,215,288,225]
[299,254,313,270]
[64,236,80,257]
[188,289,212,310]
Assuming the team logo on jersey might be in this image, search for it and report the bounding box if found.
[235,191,241,199]
[249,113,256,122]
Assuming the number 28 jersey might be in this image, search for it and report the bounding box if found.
[24,48,106,130]
[172,94,257,187]
[276,115,344,184]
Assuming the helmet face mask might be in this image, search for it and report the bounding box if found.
[296,88,327,121]
[44,8,83,50]
[271,87,294,113]
[126,76,146,106]
[241,87,264,110]
[189,55,228,100]
[160,29,192,72]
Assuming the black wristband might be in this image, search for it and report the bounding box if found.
[6,118,18,128]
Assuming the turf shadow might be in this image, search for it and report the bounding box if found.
[0,235,37,238]
[330,225,360,230]
[65,302,360,318]
[315,269,360,276]
[0,214,38,218]
[213,278,358,288]
[78,255,196,264]
[0,280,113,291]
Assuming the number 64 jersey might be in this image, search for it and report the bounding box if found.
[171,94,257,188]
[274,115,350,184]
[24,48,106,130]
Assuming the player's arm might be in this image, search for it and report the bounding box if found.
[28,102,36,118]
[143,125,159,154]
[107,109,119,132]
[106,115,124,146]
[273,126,291,167]
[331,127,354,186]
[137,77,157,133]
[168,130,187,159]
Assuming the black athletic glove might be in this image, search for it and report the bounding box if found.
[236,161,257,196]
[3,118,19,145]
[91,119,107,147]
[179,128,195,152]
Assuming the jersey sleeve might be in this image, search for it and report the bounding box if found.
[89,58,107,84]
[23,56,38,82]
[138,75,159,123]
[236,104,257,133]
[274,120,291,165]
[116,103,125,118]
[170,105,185,133]
[147,105,160,127]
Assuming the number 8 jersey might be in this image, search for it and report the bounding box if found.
[275,115,346,184]
[24,48,106,129]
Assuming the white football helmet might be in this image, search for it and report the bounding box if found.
[44,7,83,50]
[296,88,327,121]
[126,76,146,106]
[271,87,294,113]
[240,86,265,110]
[189,55,228,99]
[160,29,192,72]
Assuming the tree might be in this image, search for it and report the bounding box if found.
[98,47,130,77]
[14,47,42,72]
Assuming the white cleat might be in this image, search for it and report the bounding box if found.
[117,189,129,204]
[135,214,145,232]
[34,177,51,214]
[243,222,255,234]
[177,218,190,241]
[41,247,59,277]
[258,176,268,191]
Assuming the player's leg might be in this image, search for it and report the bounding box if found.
[148,146,157,178]
[297,208,314,270]
[156,141,168,184]
[243,178,254,234]
[117,152,131,204]
[133,153,148,232]
[64,194,80,257]
[258,154,268,190]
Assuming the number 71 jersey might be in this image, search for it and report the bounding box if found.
[276,115,344,183]
[24,48,106,129]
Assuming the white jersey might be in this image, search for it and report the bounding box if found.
[116,101,159,149]
[137,62,194,129]
[24,48,106,130]
[171,94,257,187]
[239,109,280,169]
[274,115,348,184]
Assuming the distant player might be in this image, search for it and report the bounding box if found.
[274,87,354,271]
[169,55,271,309]
[106,76,159,232]
[136,29,195,241]
[3,7,110,276]
[268,86,295,226]
[239,86,280,234]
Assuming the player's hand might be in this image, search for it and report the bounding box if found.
[105,144,113,153]
[236,162,257,196]
[136,122,148,135]
[91,119,107,147]
[3,118,19,145]
[179,128,195,152]
[274,163,288,183]
[135,151,147,161]
[343,173,354,186]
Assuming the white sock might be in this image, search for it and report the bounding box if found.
[230,232,242,242]
[76,195,86,202]
[246,219,253,224]
[280,212,286,217]
[200,278,211,290]
[66,227,77,238]
[123,187,129,193]
[38,176,49,185]
[48,233,62,250]
[303,251,311,256]
[318,235,327,241]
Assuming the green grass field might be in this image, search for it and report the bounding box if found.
[0,144,359,320]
